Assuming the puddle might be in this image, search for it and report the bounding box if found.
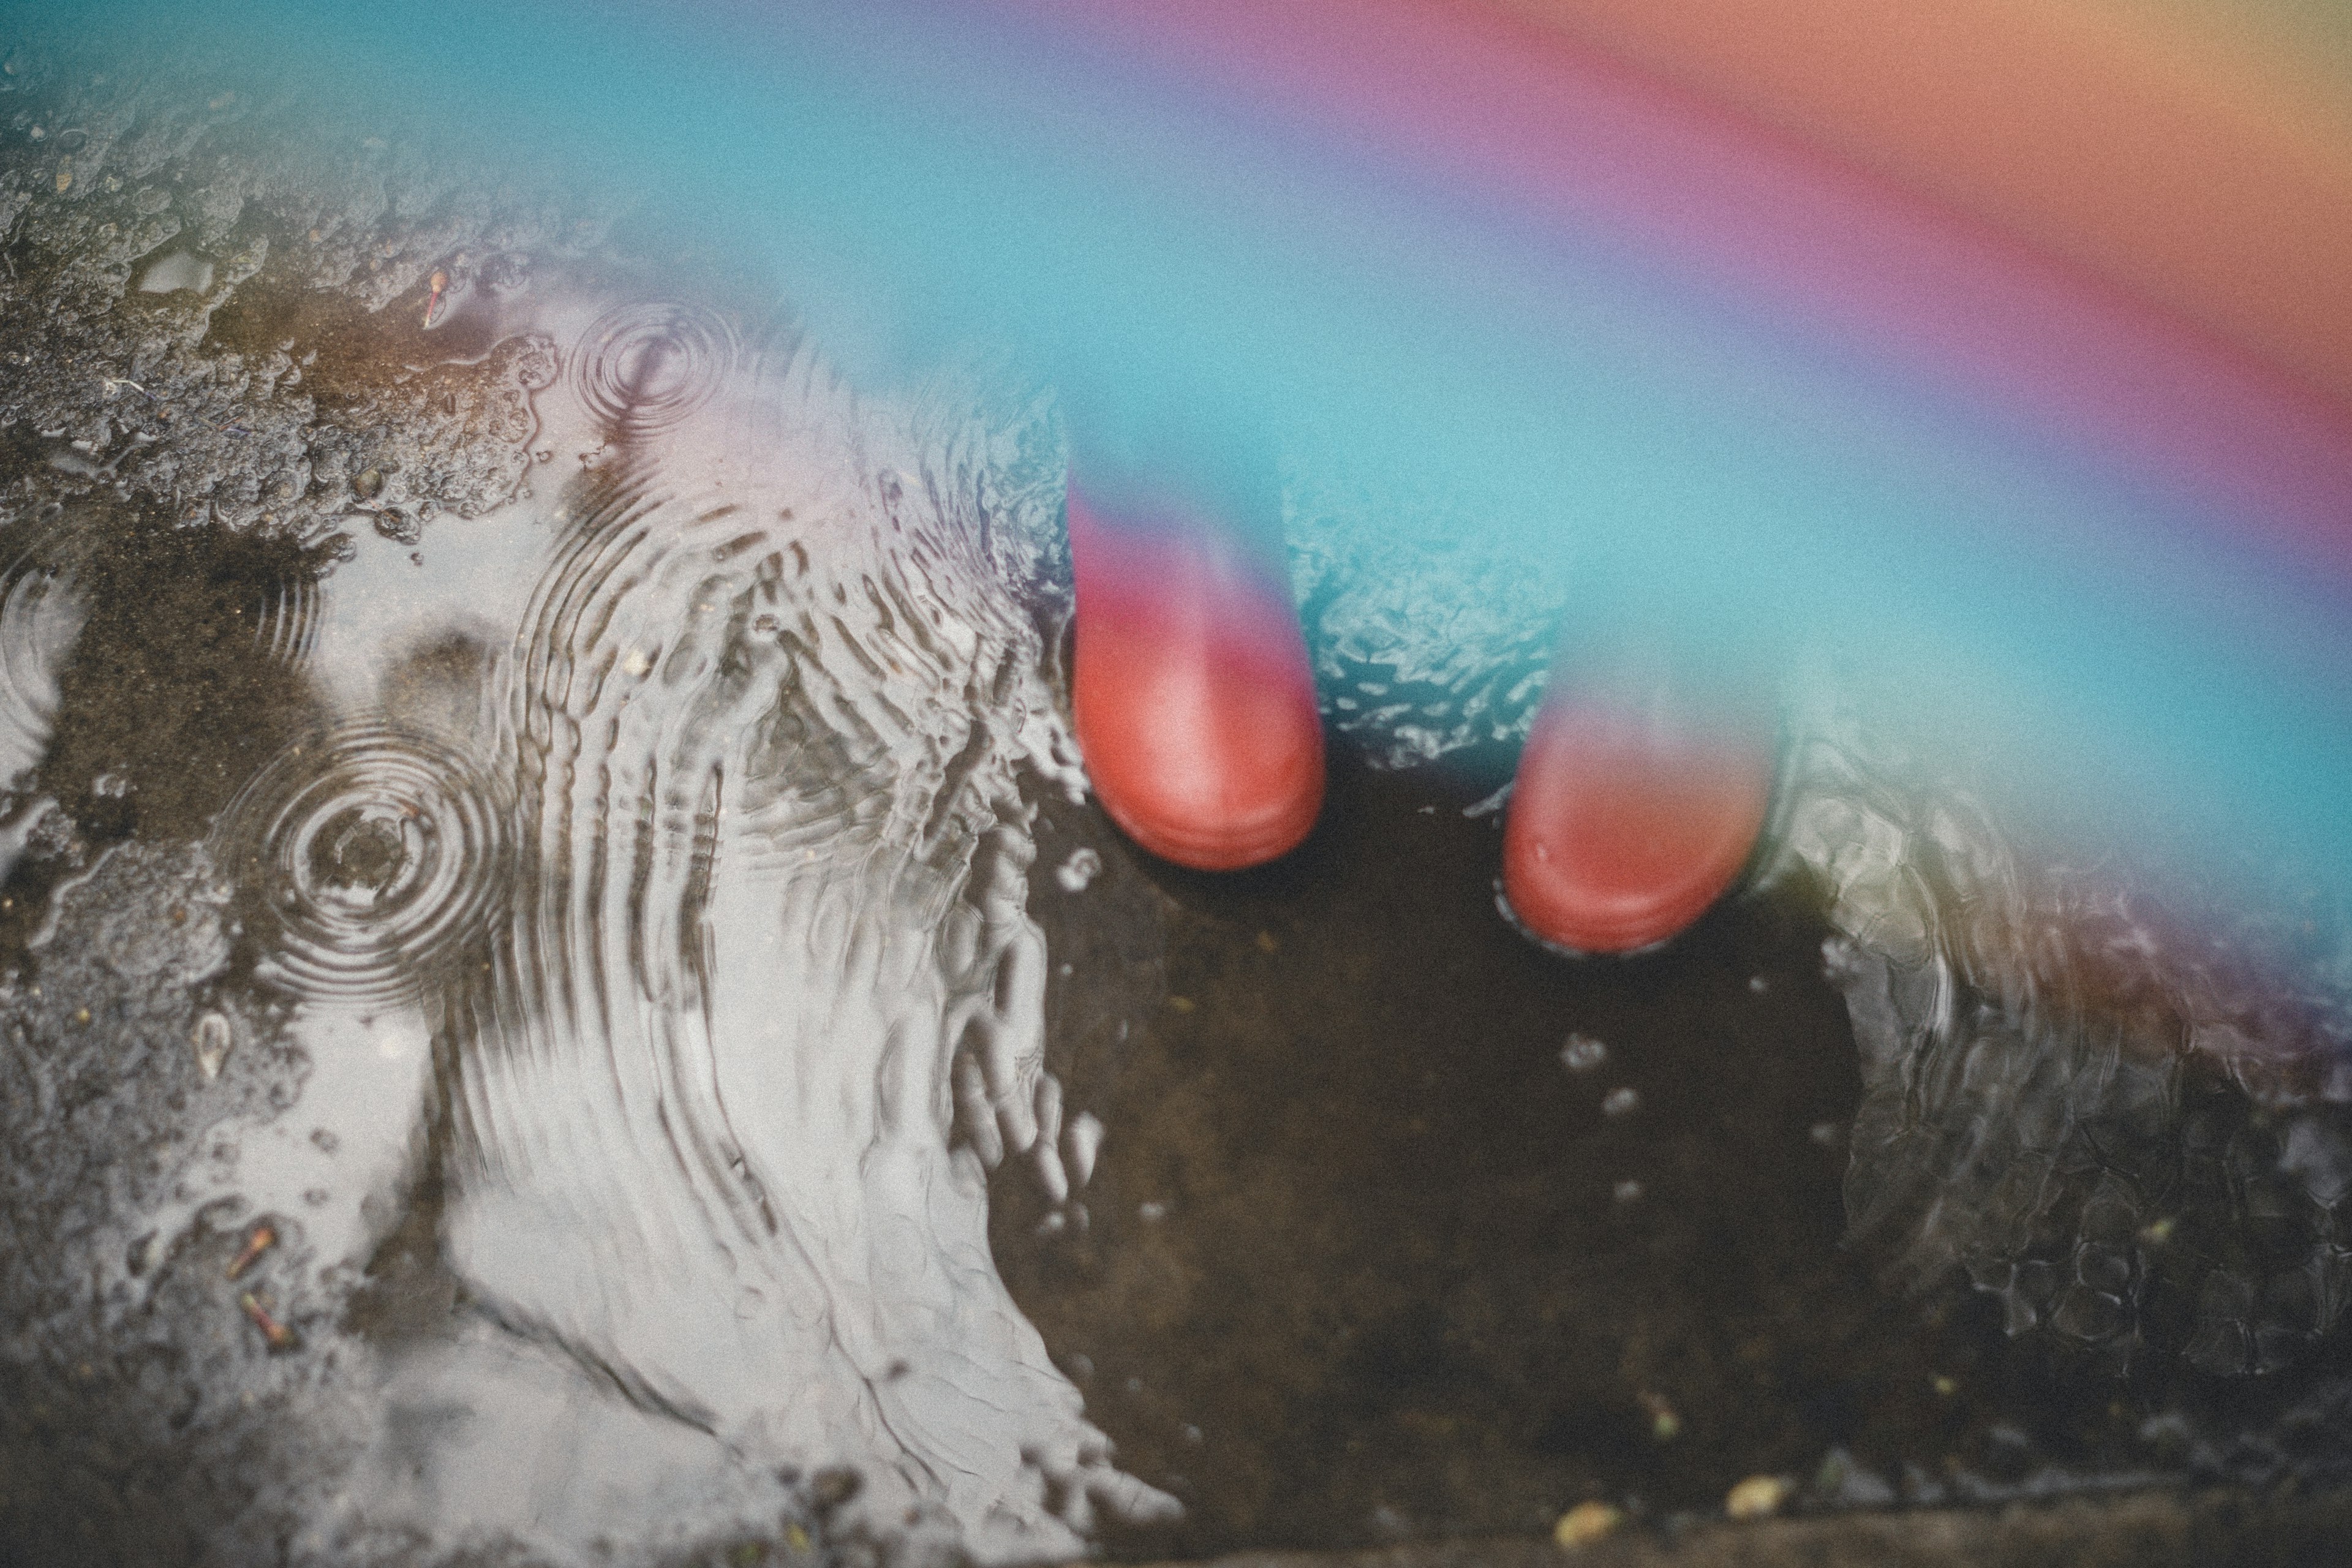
[1,20,2350,1568]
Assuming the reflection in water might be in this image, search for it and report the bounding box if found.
[0,515,88,891]
[291,299,1170,1559]
[0,516,86,791]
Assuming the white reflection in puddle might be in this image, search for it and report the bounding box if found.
[233,285,1167,1561]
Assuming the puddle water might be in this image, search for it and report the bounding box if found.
[2,28,2350,1568]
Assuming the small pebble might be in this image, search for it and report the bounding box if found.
[1724,1475,1791,1520]
[1552,1501,1623,1550]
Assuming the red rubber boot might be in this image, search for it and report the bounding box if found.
[1501,658,1776,955]
[1066,478,1324,870]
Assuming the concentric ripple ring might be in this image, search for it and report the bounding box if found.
[569,301,735,437]
[213,722,508,1006]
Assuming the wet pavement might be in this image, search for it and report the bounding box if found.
[3,13,2352,1568]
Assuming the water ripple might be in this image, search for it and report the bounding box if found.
[568,301,737,438]
[213,722,507,1006]
[394,333,1153,1562]
[0,517,86,789]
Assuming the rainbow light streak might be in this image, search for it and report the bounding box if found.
[46,0,2352,876]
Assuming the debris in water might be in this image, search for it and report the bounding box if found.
[1066,1111,1104,1189]
[1612,1178,1643,1205]
[1559,1032,1607,1072]
[1463,781,1512,818]
[1812,1446,1897,1508]
[227,1223,276,1280]
[1638,1390,1681,1442]
[192,1011,232,1079]
[1724,1474,1792,1520]
[1055,847,1101,893]
[1601,1085,1640,1118]
[807,1467,862,1515]
[238,1291,296,1351]
[1551,1500,1623,1549]
[55,159,72,194]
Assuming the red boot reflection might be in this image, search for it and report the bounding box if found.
[1501,654,1776,955]
[1066,479,1325,870]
